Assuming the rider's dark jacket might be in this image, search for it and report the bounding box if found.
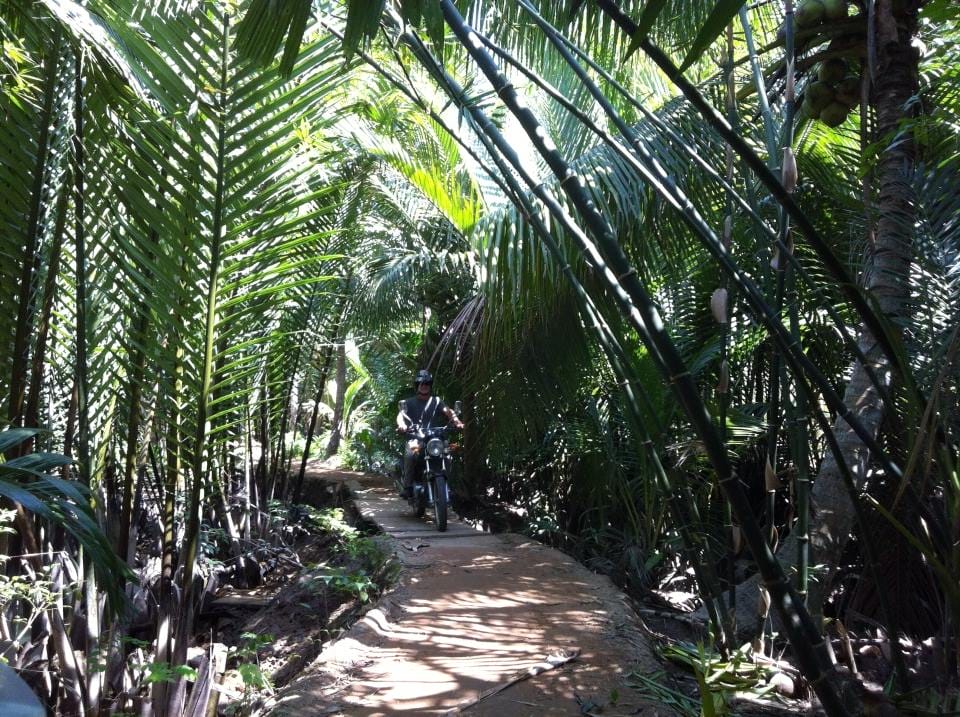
[401,396,447,429]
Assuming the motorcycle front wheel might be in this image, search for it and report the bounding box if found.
[433,475,448,532]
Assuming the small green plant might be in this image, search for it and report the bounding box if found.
[0,550,58,663]
[307,506,358,540]
[308,566,376,603]
[344,533,388,568]
[143,662,198,684]
[657,640,794,715]
[689,642,730,717]
[229,631,275,707]
[628,670,701,716]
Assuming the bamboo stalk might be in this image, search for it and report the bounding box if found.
[457,71,734,646]
[376,18,734,646]
[8,29,61,434]
[721,20,737,633]
[779,0,809,612]
[596,0,918,408]
[518,0,903,494]
[739,7,778,165]
[730,4,793,650]
[437,3,845,712]
[486,18,895,415]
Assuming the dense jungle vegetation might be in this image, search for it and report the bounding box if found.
[1,0,959,714]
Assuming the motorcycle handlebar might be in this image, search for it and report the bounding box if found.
[402,423,461,439]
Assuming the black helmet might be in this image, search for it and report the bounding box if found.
[414,369,433,386]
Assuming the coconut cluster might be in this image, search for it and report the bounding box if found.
[795,0,850,26]
[793,0,863,128]
[801,57,860,126]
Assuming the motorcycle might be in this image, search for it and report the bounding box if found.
[397,400,462,532]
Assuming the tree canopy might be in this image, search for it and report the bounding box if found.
[1,1,959,714]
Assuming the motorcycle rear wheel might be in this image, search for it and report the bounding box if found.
[434,475,448,532]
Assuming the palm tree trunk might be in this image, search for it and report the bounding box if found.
[802,1,919,616]
[292,343,337,503]
[324,341,347,457]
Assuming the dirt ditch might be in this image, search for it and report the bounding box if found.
[190,471,397,716]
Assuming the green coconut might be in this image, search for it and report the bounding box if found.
[818,57,847,84]
[822,0,849,20]
[801,96,822,120]
[806,80,836,110]
[835,75,861,107]
[795,0,825,28]
[820,102,849,127]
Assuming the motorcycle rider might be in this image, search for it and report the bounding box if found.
[396,369,463,499]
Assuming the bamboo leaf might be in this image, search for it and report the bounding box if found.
[625,0,668,59]
[400,0,425,26]
[342,0,387,60]
[0,428,42,454]
[279,0,312,76]
[679,0,745,72]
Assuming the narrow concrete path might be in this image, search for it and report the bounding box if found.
[270,468,660,716]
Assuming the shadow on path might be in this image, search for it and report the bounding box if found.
[270,465,660,716]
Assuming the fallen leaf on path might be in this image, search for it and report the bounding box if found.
[445,648,581,715]
[576,693,602,713]
[401,542,429,552]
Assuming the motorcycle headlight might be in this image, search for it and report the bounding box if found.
[425,437,444,457]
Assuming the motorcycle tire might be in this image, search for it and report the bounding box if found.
[414,487,427,518]
[434,475,448,532]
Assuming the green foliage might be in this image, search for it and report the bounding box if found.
[310,566,377,603]
[228,631,274,706]
[143,662,197,684]
[679,0,748,72]
[299,506,391,603]
[3,0,960,713]
[632,641,793,717]
[0,429,130,614]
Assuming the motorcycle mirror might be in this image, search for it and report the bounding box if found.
[454,400,462,416]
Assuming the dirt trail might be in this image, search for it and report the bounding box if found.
[270,468,662,716]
